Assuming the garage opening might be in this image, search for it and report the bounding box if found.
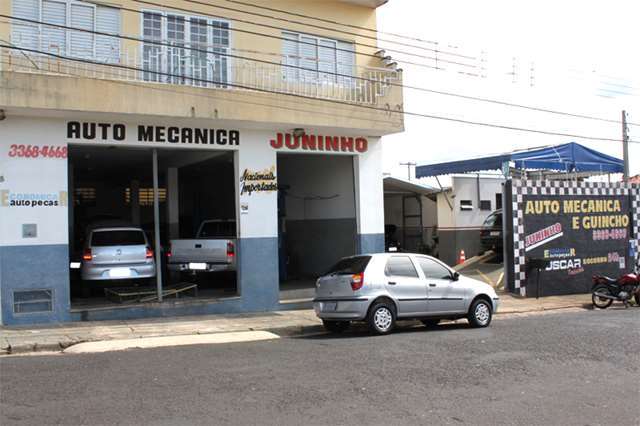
[68,146,238,309]
[277,154,358,301]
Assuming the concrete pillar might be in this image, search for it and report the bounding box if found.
[68,163,74,254]
[353,137,385,253]
[130,179,140,225]
[166,167,179,238]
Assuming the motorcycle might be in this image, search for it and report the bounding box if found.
[591,257,640,309]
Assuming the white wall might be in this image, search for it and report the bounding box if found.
[278,155,356,221]
[449,176,504,228]
[354,137,384,236]
[436,192,455,229]
[0,117,69,247]
[1,116,382,244]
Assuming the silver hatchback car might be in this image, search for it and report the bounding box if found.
[81,226,156,283]
[314,253,500,334]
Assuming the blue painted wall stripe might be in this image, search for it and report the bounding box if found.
[0,244,71,325]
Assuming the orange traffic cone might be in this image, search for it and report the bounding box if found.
[457,250,466,265]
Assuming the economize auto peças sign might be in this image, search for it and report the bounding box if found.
[522,194,631,295]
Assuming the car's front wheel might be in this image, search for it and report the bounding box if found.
[367,301,396,335]
[467,299,492,328]
[322,320,350,333]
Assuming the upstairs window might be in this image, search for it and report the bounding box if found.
[282,31,355,85]
[480,200,491,211]
[11,0,121,63]
[142,11,229,87]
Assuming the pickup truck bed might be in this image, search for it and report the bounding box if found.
[167,220,236,273]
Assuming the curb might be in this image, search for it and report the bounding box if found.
[1,304,594,354]
[496,303,590,315]
[265,324,325,337]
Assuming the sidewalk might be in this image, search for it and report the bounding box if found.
[0,293,592,354]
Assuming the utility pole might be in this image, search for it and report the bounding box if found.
[399,162,417,180]
[622,110,629,181]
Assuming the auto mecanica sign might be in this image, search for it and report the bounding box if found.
[508,180,639,297]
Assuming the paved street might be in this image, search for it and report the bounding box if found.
[1,309,639,426]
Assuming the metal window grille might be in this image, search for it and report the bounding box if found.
[13,289,54,314]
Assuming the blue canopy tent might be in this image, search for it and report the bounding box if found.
[416,142,624,178]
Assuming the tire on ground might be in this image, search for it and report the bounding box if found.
[467,298,493,328]
[367,300,396,335]
[591,285,613,309]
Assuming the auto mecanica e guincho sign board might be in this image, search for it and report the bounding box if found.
[521,194,631,295]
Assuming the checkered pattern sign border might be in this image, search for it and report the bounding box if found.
[510,179,640,297]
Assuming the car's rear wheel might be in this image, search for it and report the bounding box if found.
[367,301,396,335]
[421,319,440,328]
[467,299,492,328]
[322,320,350,333]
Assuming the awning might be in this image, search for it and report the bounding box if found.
[416,142,624,178]
[383,176,438,196]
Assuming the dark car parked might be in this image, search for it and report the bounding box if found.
[480,209,503,253]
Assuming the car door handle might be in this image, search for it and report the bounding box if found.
[429,283,437,287]
[388,281,397,285]
[195,244,202,248]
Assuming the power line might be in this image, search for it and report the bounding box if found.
[167,0,475,61]
[224,0,442,48]
[223,0,640,99]
[128,0,476,70]
[5,13,636,127]
[3,44,638,146]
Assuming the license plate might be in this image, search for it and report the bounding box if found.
[490,231,500,236]
[189,262,207,271]
[109,267,131,278]
[323,302,337,311]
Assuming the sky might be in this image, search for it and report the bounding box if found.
[376,0,640,183]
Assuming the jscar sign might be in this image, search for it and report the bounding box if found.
[270,133,368,153]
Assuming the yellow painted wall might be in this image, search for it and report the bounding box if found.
[0,0,11,43]
[115,0,381,69]
[2,0,403,135]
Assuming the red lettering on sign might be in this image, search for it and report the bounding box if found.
[270,133,283,149]
[270,133,369,153]
[355,137,368,153]
[340,137,354,152]
[301,135,316,150]
[285,134,300,149]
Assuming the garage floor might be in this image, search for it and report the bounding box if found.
[457,253,505,291]
[279,280,316,301]
[68,145,239,309]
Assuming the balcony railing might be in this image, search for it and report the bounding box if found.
[0,44,401,106]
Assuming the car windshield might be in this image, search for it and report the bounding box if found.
[483,214,498,227]
[91,230,146,246]
[199,221,236,238]
[325,256,372,275]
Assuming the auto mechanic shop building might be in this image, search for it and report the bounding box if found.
[0,0,403,325]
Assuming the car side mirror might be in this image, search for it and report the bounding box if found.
[452,272,460,281]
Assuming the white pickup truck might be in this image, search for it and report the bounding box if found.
[167,220,236,273]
